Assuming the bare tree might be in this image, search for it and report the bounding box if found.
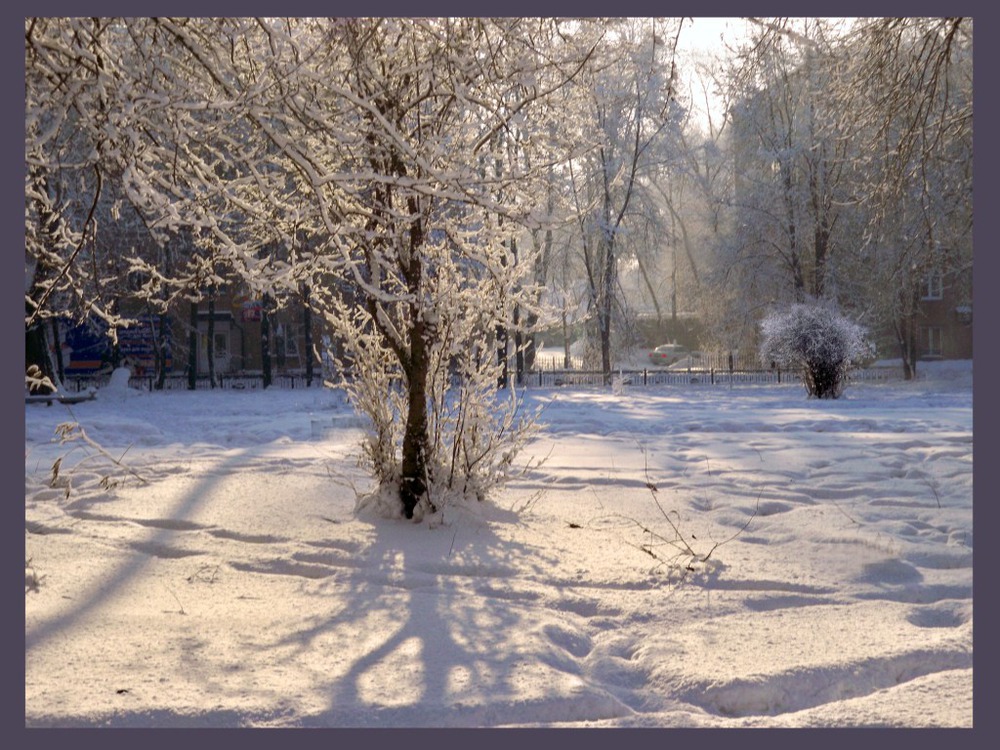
[567,18,683,380]
[836,18,973,378]
[25,18,600,520]
[702,17,971,376]
[723,20,854,306]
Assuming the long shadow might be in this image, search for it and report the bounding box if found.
[260,506,570,727]
[25,447,253,654]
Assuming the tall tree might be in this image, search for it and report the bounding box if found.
[836,18,973,378]
[724,20,853,306]
[716,18,971,375]
[25,18,598,520]
[568,18,683,380]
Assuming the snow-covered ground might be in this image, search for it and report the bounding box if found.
[24,361,973,727]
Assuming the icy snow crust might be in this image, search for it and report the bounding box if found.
[24,363,972,727]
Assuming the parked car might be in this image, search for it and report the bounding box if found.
[648,344,688,367]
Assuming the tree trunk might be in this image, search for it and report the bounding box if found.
[893,286,919,381]
[156,244,173,390]
[187,301,198,390]
[511,238,524,385]
[562,311,571,369]
[25,318,56,393]
[810,152,832,298]
[50,318,65,383]
[400,212,430,519]
[598,308,612,383]
[25,212,61,389]
[207,295,216,388]
[781,163,806,301]
[143,302,164,388]
[514,310,525,386]
[522,331,535,374]
[496,322,508,389]
[400,316,431,519]
[599,231,615,384]
[813,223,830,298]
[156,314,168,390]
[899,311,919,381]
[521,198,552,376]
[261,293,272,389]
[302,284,314,387]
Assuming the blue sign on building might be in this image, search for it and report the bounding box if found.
[117,317,172,375]
[62,316,172,376]
[63,319,111,375]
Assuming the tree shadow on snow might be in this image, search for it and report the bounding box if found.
[261,502,569,727]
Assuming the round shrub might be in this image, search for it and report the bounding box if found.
[759,302,873,399]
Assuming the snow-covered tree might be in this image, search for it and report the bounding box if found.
[25,17,597,520]
[759,301,873,399]
[704,18,970,375]
[566,18,684,380]
[286,18,595,518]
[25,18,126,383]
[833,18,973,379]
[722,20,856,307]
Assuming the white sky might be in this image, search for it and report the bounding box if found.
[680,17,747,51]
[675,17,751,130]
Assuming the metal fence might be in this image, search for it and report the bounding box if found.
[63,364,902,394]
[65,373,321,393]
[532,350,764,373]
[520,365,902,389]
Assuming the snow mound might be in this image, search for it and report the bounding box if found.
[100,367,139,401]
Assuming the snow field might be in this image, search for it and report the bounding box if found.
[25,363,972,726]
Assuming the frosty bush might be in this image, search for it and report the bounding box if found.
[759,302,873,399]
[325,260,542,522]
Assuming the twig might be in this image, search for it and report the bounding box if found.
[920,476,942,509]
[186,564,220,584]
[830,499,862,525]
[164,585,187,614]
[610,448,759,575]
[700,490,760,564]
[54,422,147,484]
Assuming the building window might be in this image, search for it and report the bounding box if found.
[925,326,943,358]
[922,269,944,300]
[273,322,300,368]
[214,332,228,357]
